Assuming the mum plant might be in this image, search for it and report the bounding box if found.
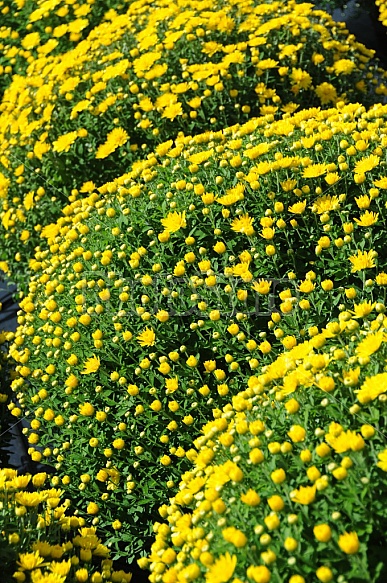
[144,309,387,583]
[1,0,387,281]
[0,468,133,582]
[0,0,133,95]
[8,101,387,559]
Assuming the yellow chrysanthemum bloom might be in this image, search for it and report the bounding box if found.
[81,355,101,374]
[348,249,377,272]
[161,211,186,233]
[135,326,155,347]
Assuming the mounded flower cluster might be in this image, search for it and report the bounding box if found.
[0,468,132,583]
[1,0,387,281]
[144,309,387,583]
[0,0,133,95]
[8,100,387,558]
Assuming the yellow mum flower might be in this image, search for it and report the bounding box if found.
[377,449,387,471]
[133,51,162,75]
[325,172,340,185]
[24,191,34,211]
[258,58,278,69]
[288,425,306,442]
[251,279,271,295]
[246,565,271,583]
[138,97,153,112]
[21,32,41,49]
[81,355,101,374]
[17,551,45,570]
[53,131,78,153]
[222,526,247,548]
[298,279,315,293]
[376,272,387,285]
[316,566,333,582]
[313,524,332,542]
[373,176,387,189]
[240,489,261,506]
[96,128,128,159]
[41,223,60,239]
[355,331,384,358]
[156,310,169,322]
[354,211,378,227]
[188,96,202,109]
[188,149,214,165]
[161,211,186,233]
[355,372,387,403]
[79,403,95,416]
[137,327,156,347]
[205,552,237,583]
[338,531,360,554]
[260,227,275,240]
[311,194,340,214]
[230,214,255,235]
[302,164,329,178]
[50,559,72,576]
[213,241,226,254]
[216,183,245,206]
[280,179,297,192]
[355,194,371,209]
[333,59,356,74]
[291,68,312,89]
[354,154,379,175]
[288,200,306,214]
[165,378,179,393]
[348,249,377,272]
[155,140,173,157]
[352,301,375,318]
[290,484,316,504]
[161,102,183,120]
[325,429,364,453]
[271,468,286,484]
[315,82,337,104]
[14,492,43,507]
